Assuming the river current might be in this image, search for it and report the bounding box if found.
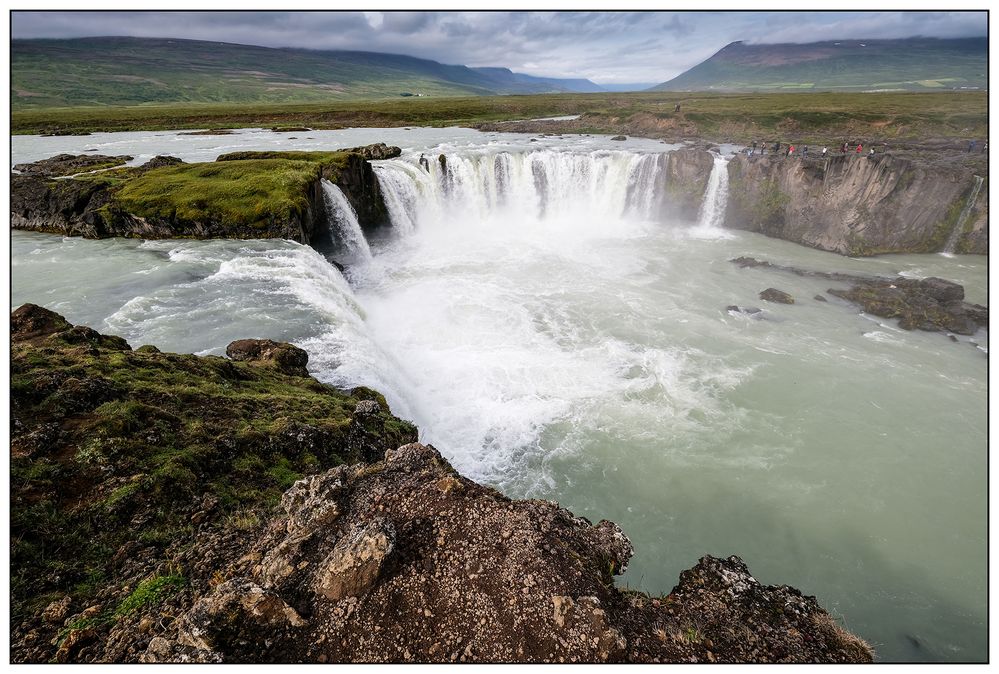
[10,127,988,662]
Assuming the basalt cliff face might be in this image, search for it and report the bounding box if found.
[10,305,873,664]
[724,153,988,256]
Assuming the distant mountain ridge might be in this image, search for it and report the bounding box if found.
[11,36,604,108]
[652,37,987,92]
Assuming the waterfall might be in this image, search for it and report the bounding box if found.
[692,153,732,238]
[321,180,373,262]
[941,175,984,256]
[373,149,670,232]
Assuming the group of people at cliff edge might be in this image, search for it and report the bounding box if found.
[747,141,888,158]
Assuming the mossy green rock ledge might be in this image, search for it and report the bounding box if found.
[11,303,415,660]
[10,145,398,243]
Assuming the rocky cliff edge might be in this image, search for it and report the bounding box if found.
[11,305,873,663]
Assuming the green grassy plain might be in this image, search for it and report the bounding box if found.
[12,91,986,143]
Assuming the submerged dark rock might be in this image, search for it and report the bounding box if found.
[726,305,764,318]
[828,280,985,335]
[759,288,794,304]
[730,256,987,336]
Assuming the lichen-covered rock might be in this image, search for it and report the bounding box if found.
[173,578,306,661]
[339,143,402,160]
[139,155,184,171]
[140,636,223,663]
[226,339,309,376]
[11,303,72,340]
[313,518,395,600]
[41,596,72,624]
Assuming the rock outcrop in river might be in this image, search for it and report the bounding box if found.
[11,305,873,664]
[10,145,398,244]
[731,256,988,335]
[725,153,987,255]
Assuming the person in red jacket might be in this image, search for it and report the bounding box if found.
[856,143,863,153]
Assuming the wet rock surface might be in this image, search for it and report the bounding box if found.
[759,288,794,304]
[731,257,987,336]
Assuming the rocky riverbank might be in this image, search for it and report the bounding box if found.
[10,305,873,664]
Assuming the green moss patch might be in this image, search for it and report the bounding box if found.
[112,158,324,230]
[11,309,417,623]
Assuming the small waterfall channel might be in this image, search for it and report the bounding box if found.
[941,175,984,256]
[691,153,732,239]
[321,179,373,262]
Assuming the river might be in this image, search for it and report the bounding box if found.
[10,127,988,662]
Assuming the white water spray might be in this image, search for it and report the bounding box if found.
[692,153,733,239]
[941,175,984,256]
[321,180,373,262]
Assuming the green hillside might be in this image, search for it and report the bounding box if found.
[653,38,987,92]
[11,36,602,109]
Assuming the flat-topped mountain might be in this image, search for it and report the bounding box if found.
[11,36,603,108]
[652,37,987,92]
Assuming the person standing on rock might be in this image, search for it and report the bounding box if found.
[968,140,976,153]
[751,141,757,156]
[841,141,848,154]
[856,143,863,153]
[774,141,781,156]
[822,146,828,156]
[786,145,794,157]
[802,145,809,157]
[868,148,875,158]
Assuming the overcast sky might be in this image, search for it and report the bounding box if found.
[11,10,989,84]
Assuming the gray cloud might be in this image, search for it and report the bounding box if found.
[11,11,988,85]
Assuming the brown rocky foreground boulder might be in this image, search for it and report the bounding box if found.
[141,443,873,663]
